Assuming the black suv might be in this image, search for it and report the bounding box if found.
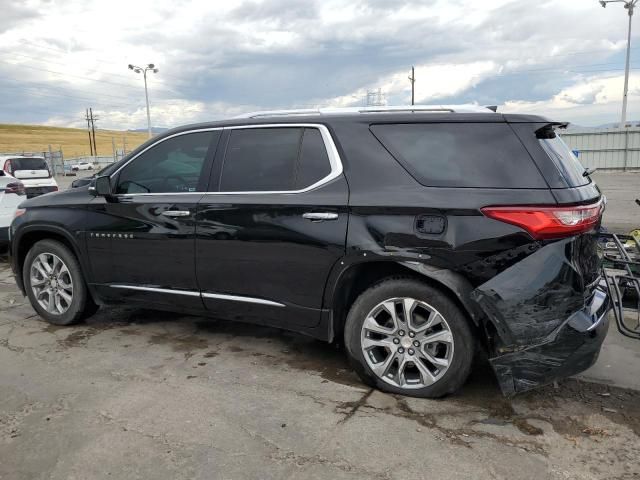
[9,106,609,397]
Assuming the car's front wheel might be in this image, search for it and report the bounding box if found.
[344,278,474,398]
[23,239,97,325]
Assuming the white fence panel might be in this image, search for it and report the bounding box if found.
[561,127,640,170]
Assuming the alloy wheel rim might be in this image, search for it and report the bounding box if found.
[360,297,454,389]
[30,253,74,315]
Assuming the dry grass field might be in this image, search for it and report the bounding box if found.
[0,124,149,158]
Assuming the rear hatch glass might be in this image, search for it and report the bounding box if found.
[536,126,589,187]
[6,157,50,179]
[370,123,547,189]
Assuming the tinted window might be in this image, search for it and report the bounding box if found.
[370,123,546,188]
[116,131,217,194]
[8,158,48,171]
[537,127,588,187]
[220,128,302,192]
[295,128,332,189]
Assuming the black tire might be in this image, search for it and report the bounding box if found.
[344,277,475,398]
[23,239,98,326]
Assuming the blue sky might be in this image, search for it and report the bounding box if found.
[0,0,638,129]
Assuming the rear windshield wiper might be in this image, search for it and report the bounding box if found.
[583,167,597,177]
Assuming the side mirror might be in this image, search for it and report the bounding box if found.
[92,175,112,196]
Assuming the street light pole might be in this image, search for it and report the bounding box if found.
[128,63,159,139]
[143,70,152,139]
[600,0,638,128]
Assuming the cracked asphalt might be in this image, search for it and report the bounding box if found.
[1,261,639,480]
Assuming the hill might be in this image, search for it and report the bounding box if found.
[0,124,149,159]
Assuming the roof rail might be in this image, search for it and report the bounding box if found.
[234,104,498,119]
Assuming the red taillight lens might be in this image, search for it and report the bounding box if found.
[481,201,603,240]
[4,182,25,196]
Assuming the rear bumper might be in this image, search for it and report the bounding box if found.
[489,286,610,395]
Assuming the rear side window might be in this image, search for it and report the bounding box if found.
[219,127,333,192]
[536,126,588,187]
[295,128,331,189]
[370,123,547,188]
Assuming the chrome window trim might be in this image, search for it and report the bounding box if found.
[209,123,343,195]
[108,124,343,198]
[201,292,285,307]
[109,127,224,181]
[109,284,285,307]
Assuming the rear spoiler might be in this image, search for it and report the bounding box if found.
[535,122,569,139]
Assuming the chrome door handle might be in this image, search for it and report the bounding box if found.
[161,210,191,217]
[302,212,339,221]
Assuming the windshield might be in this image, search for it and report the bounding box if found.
[537,128,589,187]
[8,157,49,171]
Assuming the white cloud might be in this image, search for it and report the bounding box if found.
[502,73,634,124]
[0,0,638,128]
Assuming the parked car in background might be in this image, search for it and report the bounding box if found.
[0,155,59,198]
[9,106,609,398]
[71,161,94,171]
[70,160,125,189]
[0,171,25,246]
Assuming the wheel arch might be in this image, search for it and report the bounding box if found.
[327,259,484,343]
[13,225,88,296]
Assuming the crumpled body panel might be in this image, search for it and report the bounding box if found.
[471,236,609,395]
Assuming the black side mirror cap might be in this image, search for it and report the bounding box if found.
[91,175,112,196]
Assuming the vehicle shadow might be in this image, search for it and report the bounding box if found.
[80,306,503,395]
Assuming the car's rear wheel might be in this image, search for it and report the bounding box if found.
[23,239,97,325]
[344,278,474,398]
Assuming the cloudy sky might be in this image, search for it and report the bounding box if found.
[0,0,637,129]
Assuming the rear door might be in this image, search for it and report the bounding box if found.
[196,124,349,328]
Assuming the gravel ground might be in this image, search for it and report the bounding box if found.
[0,170,637,479]
[0,261,638,480]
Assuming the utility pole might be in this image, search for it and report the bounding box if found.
[85,109,94,156]
[408,66,415,106]
[89,108,98,156]
[600,0,638,128]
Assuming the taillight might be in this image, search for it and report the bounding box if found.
[4,182,25,196]
[481,201,603,240]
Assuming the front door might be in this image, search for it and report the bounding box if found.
[86,129,221,309]
[196,125,349,328]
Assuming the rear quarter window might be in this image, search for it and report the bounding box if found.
[370,123,547,188]
[536,126,589,187]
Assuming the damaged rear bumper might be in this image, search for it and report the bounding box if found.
[469,235,611,396]
[490,285,610,395]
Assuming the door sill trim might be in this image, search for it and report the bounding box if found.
[109,284,285,307]
[110,285,201,297]
[201,292,285,307]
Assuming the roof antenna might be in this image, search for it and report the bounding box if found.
[486,105,498,112]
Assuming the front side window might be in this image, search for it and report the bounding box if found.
[219,127,333,192]
[115,131,217,194]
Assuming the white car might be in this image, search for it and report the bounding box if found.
[0,171,25,246]
[0,155,59,198]
[71,161,95,171]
